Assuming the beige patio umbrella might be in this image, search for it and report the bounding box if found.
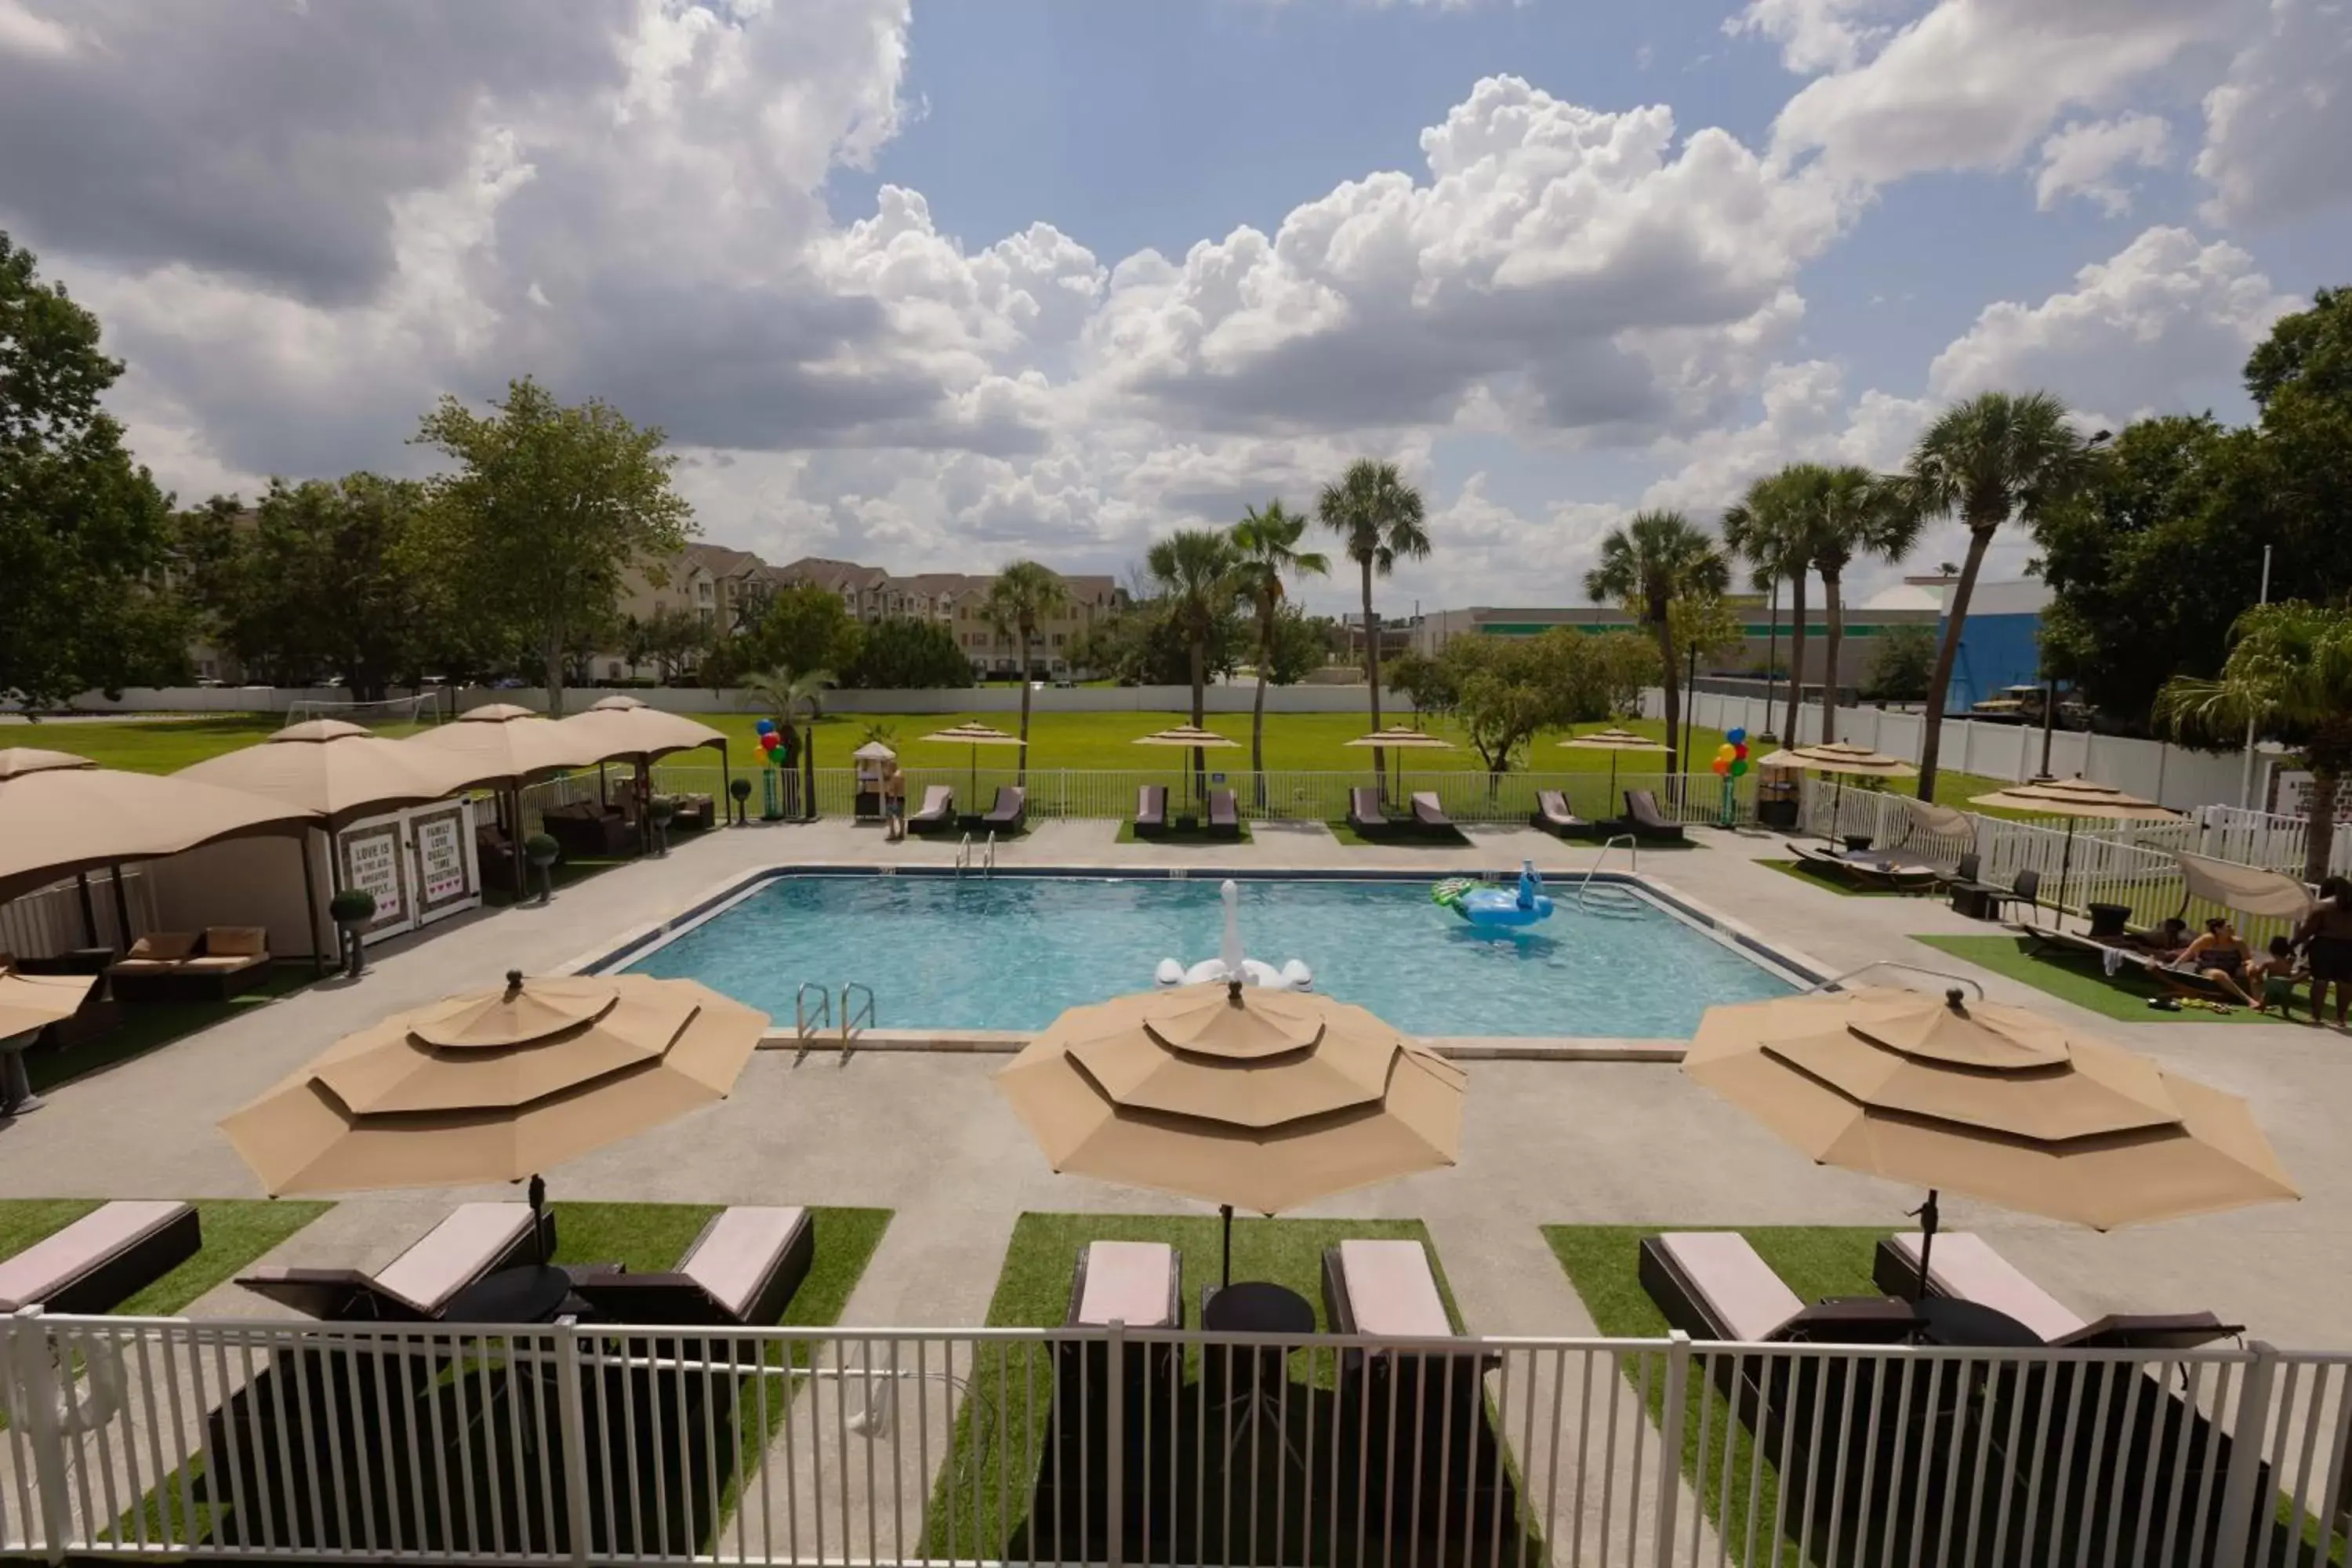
[998,978,1466,1286]
[1686,984,2297,1297]
[0,749,313,948]
[1755,740,1919,844]
[221,970,768,1201]
[408,705,622,895]
[557,696,731,820]
[918,720,1027,801]
[1346,725,1453,801]
[0,970,100,1112]
[1559,726,1671,806]
[1969,775,2183,916]
[1134,723,1237,804]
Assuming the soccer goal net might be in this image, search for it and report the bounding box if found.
[281,691,448,730]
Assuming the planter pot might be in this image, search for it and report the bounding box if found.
[334,917,369,978]
[524,836,561,906]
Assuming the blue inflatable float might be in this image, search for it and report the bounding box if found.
[1432,860,1555,928]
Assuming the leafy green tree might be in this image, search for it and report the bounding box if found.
[744,582,863,688]
[1436,629,1659,790]
[2158,602,2352,881]
[410,376,693,716]
[1318,459,1431,772]
[1262,604,1330,687]
[1862,623,1938,702]
[1902,390,2095,799]
[1806,466,1918,739]
[0,234,186,706]
[1144,529,1240,728]
[1229,500,1330,778]
[1385,649,1456,720]
[623,603,712,685]
[1722,467,1820,742]
[1584,510,1729,776]
[843,617,972,688]
[983,561,1071,781]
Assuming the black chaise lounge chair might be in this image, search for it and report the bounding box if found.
[909,783,955,831]
[1873,1232,2238,1349]
[1347,786,1393,835]
[982,785,1026,830]
[238,1202,554,1321]
[1639,1231,1915,1345]
[1134,785,1168,837]
[1410,792,1454,833]
[0,1200,201,1314]
[572,1206,815,1327]
[1531,789,1598,838]
[1621,789,1687,844]
[1207,788,1241,838]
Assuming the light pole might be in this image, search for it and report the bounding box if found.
[2238,543,2274,808]
[1760,578,1780,743]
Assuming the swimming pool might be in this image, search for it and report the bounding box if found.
[620,873,1801,1038]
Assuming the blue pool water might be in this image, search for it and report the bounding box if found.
[623,875,1797,1038]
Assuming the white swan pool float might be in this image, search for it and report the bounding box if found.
[1153,878,1314,991]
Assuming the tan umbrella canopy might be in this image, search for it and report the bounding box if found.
[1134,724,1237,803]
[176,720,461,829]
[405,702,615,791]
[221,970,768,1196]
[557,697,731,821]
[1559,725,1671,800]
[998,978,1465,1284]
[1345,727,1453,750]
[851,741,899,763]
[0,969,100,1111]
[0,749,312,916]
[1686,984,2296,1294]
[918,721,1027,800]
[2178,853,2313,922]
[1757,740,1920,843]
[1969,775,2185,915]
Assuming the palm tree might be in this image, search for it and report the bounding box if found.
[1584,510,1729,779]
[2158,602,2352,883]
[1722,467,1820,743]
[1904,391,2094,799]
[741,666,832,817]
[983,560,1070,784]
[1317,459,1431,779]
[1229,500,1330,786]
[1145,528,1239,727]
[1808,466,1921,744]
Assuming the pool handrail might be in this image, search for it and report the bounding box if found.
[1577,834,1639,909]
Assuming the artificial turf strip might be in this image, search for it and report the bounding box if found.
[1911,934,2288,1025]
[0,1198,334,1316]
[1757,858,1929,898]
[1113,820,1254,845]
[1544,1225,1885,1568]
[923,1211,1458,1562]
[1322,820,1472,848]
[25,967,315,1094]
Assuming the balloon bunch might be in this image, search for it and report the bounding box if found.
[756,718,785,767]
[1712,726,1751,779]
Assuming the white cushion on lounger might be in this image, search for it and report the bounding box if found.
[1339,1240,1450,1338]
[1890,1232,2082,1341]
[1076,1241,1174,1327]
[374,1203,532,1314]
[0,1200,191,1309]
[683,1206,804,1320]
[1656,1232,1800,1342]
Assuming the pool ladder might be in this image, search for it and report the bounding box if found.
[955,832,996,880]
[794,981,877,1062]
[1577,834,1646,916]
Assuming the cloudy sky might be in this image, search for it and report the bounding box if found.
[4,0,2345,614]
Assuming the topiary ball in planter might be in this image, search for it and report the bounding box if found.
[648,795,677,824]
[328,888,377,978]
[524,832,561,905]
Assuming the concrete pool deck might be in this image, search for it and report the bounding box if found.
[2,815,2348,1356]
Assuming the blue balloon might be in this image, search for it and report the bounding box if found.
[754,719,775,735]
[1726,726,1747,745]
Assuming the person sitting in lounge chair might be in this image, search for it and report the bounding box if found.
[2249,935,2307,1020]
[2125,916,2191,960]
[2172,918,2256,1005]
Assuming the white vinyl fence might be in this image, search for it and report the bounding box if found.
[0,868,157,961]
[4,1309,2347,1566]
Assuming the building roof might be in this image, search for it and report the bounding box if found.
[1857,582,1943,612]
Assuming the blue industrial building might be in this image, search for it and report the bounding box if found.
[1935,579,2050,712]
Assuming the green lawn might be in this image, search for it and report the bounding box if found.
[26,964,314,1093]
[1913,934,2289,1024]
[0,1196,332,1316]
[1546,1225,1884,1568]
[1758,858,1930,898]
[925,1210,1459,1562]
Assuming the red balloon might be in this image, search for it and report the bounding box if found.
[1734,742,1748,760]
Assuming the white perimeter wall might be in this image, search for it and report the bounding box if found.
[17,683,1389,717]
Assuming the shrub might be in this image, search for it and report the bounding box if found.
[524,832,560,863]
[328,888,377,923]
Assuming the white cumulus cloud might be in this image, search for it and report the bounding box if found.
[2198,0,2352,226]
[2034,114,2172,214]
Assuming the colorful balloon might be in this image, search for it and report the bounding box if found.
[1733,742,1749,761]
[1715,743,1736,762]
[1712,758,1730,776]
[1730,759,1749,778]
[1726,726,1746,745]
[754,719,775,735]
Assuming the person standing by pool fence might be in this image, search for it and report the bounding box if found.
[2297,875,2352,1029]
[882,760,907,841]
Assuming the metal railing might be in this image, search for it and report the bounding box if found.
[1577,836,1639,912]
[840,982,875,1051]
[0,867,156,961]
[793,981,831,1048]
[4,1308,2347,1566]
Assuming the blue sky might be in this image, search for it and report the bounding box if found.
[3,0,2346,612]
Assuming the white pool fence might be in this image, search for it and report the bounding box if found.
[4,1308,2347,1566]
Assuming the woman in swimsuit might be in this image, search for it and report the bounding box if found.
[2176,918,2257,1005]
[2297,876,2352,1029]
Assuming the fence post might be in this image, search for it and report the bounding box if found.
[5,1305,73,1565]
[1653,1330,1690,1568]
[2213,1340,2278,1568]
[1105,1319,1126,1568]
[553,1319,593,1566]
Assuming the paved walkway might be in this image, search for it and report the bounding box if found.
[1,817,2347,1354]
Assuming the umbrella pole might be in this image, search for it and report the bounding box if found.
[528,1173,549,1265]
[2058,818,2075,923]
[598,761,607,808]
[302,833,324,976]
[75,872,99,949]
[108,862,133,956]
[1909,1189,1940,1302]
[1607,752,1619,819]
[1221,1203,1234,1291]
[1831,776,1844,844]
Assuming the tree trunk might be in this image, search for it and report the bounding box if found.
[1252,609,1271,805]
[1820,568,1843,746]
[1016,621,1033,787]
[1361,559,1383,784]
[1654,618,1680,786]
[1917,523,1997,802]
[1782,572,1807,745]
[543,640,566,718]
[2305,768,2337,886]
[1189,633,1207,802]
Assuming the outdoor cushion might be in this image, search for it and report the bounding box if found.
[1337,1240,1450,1338]
[1075,1240,1177,1328]
[681,1206,807,1321]
[204,927,269,957]
[1654,1232,1801,1342]
[125,931,198,963]
[372,1203,535,1314]
[180,953,267,973]
[0,1200,193,1310]
[1889,1232,2084,1341]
